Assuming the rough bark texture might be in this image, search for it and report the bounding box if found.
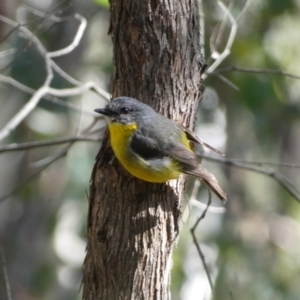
[82,0,204,299]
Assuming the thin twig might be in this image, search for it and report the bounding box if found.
[0,15,53,74]
[20,4,67,23]
[0,78,109,141]
[214,0,235,52]
[190,191,214,295]
[0,135,102,153]
[21,12,85,86]
[48,14,87,58]
[76,79,88,137]
[204,1,237,79]
[215,73,240,90]
[51,60,82,86]
[0,7,58,72]
[218,157,300,169]
[0,245,12,300]
[236,0,252,22]
[0,13,110,142]
[204,0,252,82]
[208,65,300,80]
[0,15,53,141]
[209,0,234,59]
[0,117,105,203]
[190,179,201,201]
[0,48,17,58]
[47,84,110,101]
[0,85,51,141]
[0,74,95,116]
[190,199,226,213]
[0,144,71,204]
[200,154,300,204]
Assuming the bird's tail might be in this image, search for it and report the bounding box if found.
[185,165,227,203]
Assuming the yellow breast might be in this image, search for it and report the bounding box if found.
[108,122,137,169]
[107,122,181,182]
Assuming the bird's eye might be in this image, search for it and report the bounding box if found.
[120,107,130,114]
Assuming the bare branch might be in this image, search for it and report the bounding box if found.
[236,0,252,22]
[0,14,110,141]
[0,112,105,203]
[0,144,71,204]
[191,191,212,236]
[208,65,300,80]
[0,135,102,154]
[0,86,50,141]
[17,8,86,86]
[20,4,69,23]
[190,191,214,294]
[215,73,240,90]
[201,154,300,204]
[190,199,226,213]
[190,178,201,201]
[48,14,87,58]
[47,84,110,100]
[203,1,237,79]
[0,48,17,58]
[217,157,300,169]
[0,15,53,141]
[0,14,53,76]
[0,74,95,116]
[0,245,12,300]
[51,60,82,86]
[213,0,235,54]
[203,0,252,81]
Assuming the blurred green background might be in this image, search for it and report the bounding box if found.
[0,0,300,299]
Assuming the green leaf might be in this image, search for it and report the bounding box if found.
[94,0,109,8]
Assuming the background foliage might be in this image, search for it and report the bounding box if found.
[0,0,300,299]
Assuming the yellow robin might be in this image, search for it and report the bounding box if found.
[95,97,226,202]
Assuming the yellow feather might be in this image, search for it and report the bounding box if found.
[108,122,182,182]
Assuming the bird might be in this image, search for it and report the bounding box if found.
[95,97,226,202]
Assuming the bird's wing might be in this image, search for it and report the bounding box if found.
[179,125,224,156]
[130,132,166,160]
[130,130,200,167]
[168,143,200,171]
[130,131,227,202]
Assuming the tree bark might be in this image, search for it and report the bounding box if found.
[82,0,204,299]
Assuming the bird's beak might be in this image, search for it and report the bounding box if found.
[94,108,115,117]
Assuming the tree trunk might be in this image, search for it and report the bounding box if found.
[82,0,204,299]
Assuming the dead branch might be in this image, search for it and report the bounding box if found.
[0,13,110,142]
[190,191,214,295]
[200,154,300,204]
[208,65,300,80]
[0,245,12,300]
[0,135,102,154]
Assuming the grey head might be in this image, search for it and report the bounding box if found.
[94,97,157,125]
